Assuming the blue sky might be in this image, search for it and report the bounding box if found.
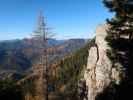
[0,0,113,40]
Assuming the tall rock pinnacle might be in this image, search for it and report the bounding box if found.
[84,24,121,100]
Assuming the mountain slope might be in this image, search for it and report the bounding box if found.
[48,39,95,100]
[0,38,87,73]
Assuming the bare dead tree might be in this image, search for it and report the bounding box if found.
[33,11,52,100]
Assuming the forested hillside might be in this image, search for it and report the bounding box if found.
[0,38,89,100]
[0,38,94,100]
[47,39,95,100]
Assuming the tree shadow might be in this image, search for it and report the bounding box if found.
[96,38,133,100]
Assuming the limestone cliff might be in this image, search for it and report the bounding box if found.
[84,24,121,100]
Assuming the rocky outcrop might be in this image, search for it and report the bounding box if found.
[84,24,121,100]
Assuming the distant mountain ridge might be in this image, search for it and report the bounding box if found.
[0,37,87,73]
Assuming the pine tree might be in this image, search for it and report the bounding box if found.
[96,0,133,100]
[103,0,133,40]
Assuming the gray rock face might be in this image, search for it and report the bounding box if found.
[84,24,121,100]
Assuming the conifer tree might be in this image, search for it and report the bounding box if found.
[103,0,133,40]
[96,1,133,99]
